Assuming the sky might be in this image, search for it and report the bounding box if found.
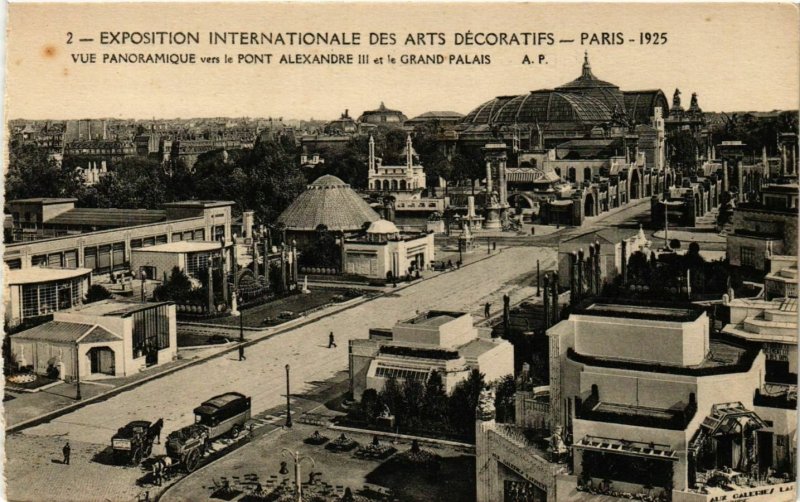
[5,3,799,121]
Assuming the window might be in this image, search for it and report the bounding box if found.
[64,250,78,268]
[171,233,182,242]
[84,247,97,270]
[5,259,21,269]
[375,365,429,382]
[568,167,577,183]
[155,235,168,244]
[131,303,170,358]
[131,239,143,249]
[194,229,205,240]
[740,246,756,268]
[584,167,593,182]
[186,252,212,276]
[32,255,48,266]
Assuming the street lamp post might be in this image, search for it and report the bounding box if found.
[74,341,81,400]
[281,448,315,502]
[140,269,147,302]
[285,364,292,428]
[238,292,245,361]
[661,200,670,249]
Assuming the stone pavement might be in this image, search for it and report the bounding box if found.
[4,245,555,502]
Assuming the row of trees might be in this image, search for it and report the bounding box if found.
[6,134,307,226]
[607,243,743,300]
[356,369,516,442]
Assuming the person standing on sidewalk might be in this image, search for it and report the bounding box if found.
[62,441,71,465]
[484,302,491,319]
[328,331,337,348]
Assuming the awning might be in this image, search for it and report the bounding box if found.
[574,435,678,461]
[700,402,768,437]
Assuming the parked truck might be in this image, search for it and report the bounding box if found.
[111,420,158,466]
[166,392,251,472]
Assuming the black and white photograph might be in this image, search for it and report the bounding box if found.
[1,3,798,501]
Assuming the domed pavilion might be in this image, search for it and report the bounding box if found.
[277,175,381,245]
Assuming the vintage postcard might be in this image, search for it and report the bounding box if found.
[2,3,798,502]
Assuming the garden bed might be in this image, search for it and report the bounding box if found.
[5,373,60,392]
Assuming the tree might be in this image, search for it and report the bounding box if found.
[423,370,448,424]
[85,284,111,303]
[90,157,169,209]
[627,251,651,285]
[402,378,426,429]
[360,388,381,424]
[379,376,405,425]
[153,266,197,303]
[5,142,83,201]
[493,374,517,423]
[448,369,486,439]
[452,150,485,194]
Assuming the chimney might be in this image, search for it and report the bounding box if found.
[587,246,595,295]
[467,196,476,218]
[762,146,769,178]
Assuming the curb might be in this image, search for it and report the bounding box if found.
[6,248,505,434]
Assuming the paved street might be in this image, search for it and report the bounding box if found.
[5,245,555,502]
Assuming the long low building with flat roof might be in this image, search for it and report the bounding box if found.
[4,198,234,275]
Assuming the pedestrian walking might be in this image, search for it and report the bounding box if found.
[239,345,246,361]
[531,226,536,236]
[493,241,497,251]
[328,331,337,348]
[484,302,491,319]
[62,441,71,465]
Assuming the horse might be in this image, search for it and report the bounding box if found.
[151,455,175,481]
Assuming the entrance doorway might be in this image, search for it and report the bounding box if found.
[88,347,115,375]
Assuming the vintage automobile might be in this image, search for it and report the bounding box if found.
[111,420,158,466]
[165,392,251,472]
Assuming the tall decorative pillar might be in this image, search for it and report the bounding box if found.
[482,143,509,229]
[551,272,559,323]
[543,274,551,329]
[594,242,602,295]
